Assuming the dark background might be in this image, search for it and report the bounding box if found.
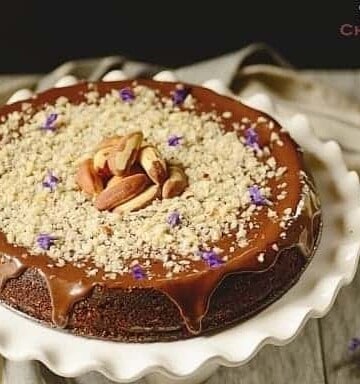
[0,1,359,73]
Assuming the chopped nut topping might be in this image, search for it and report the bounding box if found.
[272,243,279,251]
[222,111,232,119]
[0,85,292,277]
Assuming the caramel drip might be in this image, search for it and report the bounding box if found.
[40,271,95,328]
[0,80,323,334]
[160,272,220,334]
[0,258,26,290]
[160,247,259,333]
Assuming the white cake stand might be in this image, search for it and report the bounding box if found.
[1,76,360,384]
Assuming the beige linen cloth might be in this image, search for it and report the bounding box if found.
[0,43,359,383]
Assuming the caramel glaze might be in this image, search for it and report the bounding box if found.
[0,80,322,334]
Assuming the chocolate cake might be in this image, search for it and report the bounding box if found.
[0,80,321,342]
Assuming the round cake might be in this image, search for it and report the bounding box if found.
[0,80,321,342]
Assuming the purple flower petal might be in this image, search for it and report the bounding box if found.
[119,88,135,102]
[199,250,224,268]
[349,337,360,353]
[42,113,58,131]
[167,134,183,147]
[172,87,191,105]
[249,185,267,206]
[131,264,147,280]
[42,171,59,192]
[167,211,181,227]
[244,127,259,149]
[36,233,57,250]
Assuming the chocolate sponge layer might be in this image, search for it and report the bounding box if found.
[0,245,311,342]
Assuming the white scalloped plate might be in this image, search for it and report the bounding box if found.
[1,76,360,384]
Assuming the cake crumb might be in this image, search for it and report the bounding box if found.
[272,243,279,251]
[257,253,265,263]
